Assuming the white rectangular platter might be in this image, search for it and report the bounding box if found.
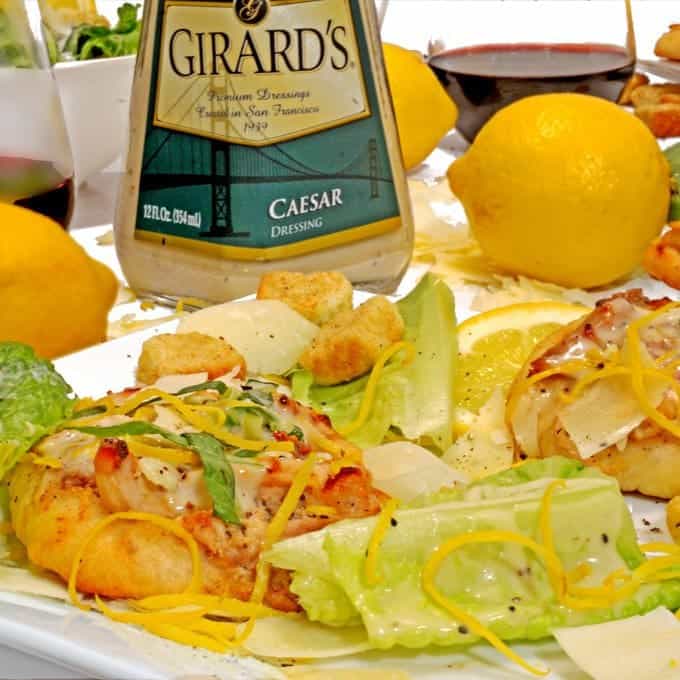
[0,287,674,680]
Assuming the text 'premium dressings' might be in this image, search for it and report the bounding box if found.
[115,0,413,302]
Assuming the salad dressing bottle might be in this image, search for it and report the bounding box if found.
[115,0,413,302]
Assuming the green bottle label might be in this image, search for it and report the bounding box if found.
[135,0,402,261]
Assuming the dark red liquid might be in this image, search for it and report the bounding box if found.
[0,156,74,228]
[429,43,635,140]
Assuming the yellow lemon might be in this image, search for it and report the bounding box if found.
[383,43,458,170]
[448,93,670,288]
[455,301,589,413]
[0,204,118,358]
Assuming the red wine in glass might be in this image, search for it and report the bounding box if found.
[429,43,635,141]
[0,156,74,228]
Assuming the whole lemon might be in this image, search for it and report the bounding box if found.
[383,43,458,170]
[448,93,670,288]
[0,204,117,358]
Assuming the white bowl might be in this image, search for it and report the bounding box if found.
[53,54,135,184]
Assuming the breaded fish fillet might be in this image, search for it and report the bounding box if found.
[507,290,680,498]
[9,384,384,609]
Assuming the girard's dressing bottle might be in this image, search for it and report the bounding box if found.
[115,0,413,301]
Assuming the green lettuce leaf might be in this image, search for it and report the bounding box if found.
[0,343,74,480]
[290,273,457,451]
[665,142,680,221]
[267,457,680,648]
[62,2,141,60]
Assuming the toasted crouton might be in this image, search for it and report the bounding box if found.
[299,296,404,385]
[655,24,680,61]
[617,72,649,105]
[630,83,680,108]
[137,332,246,385]
[256,271,353,325]
[635,103,680,138]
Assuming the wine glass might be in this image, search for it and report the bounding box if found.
[0,0,74,227]
[426,0,637,141]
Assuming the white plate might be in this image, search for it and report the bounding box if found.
[0,289,675,679]
[639,59,680,83]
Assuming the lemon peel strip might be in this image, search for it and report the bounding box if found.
[338,341,415,436]
[234,452,318,645]
[364,498,399,586]
[422,530,554,677]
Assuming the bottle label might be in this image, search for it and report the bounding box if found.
[135,0,402,260]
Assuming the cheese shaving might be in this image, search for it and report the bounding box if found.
[338,341,415,436]
[364,498,399,586]
[68,511,202,611]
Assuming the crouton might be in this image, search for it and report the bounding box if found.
[635,102,680,138]
[630,83,680,108]
[655,24,680,61]
[617,72,649,105]
[137,332,246,385]
[256,271,353,325]
[299,296,404,385]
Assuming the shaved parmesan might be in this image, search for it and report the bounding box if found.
[554,607,680,680]
[138,457,180,492]
[152,373,208,393]
[241,615,371,659]
[362,442,466,502]
[560,374,667,460]
[178,300,319,376]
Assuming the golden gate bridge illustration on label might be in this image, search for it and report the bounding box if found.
[141,73,387,238]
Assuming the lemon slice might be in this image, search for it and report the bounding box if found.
[455,301,589,413]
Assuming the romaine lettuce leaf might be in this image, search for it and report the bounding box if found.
[291,274,457,451]
[62,2,141,60]
[0,343,74,480]
[665,142,680,221]
[267,458,680,648]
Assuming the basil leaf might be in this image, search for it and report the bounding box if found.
[231,448,259,458]
[175,380,229,396]
[71,405,107,419]
[183,432,239,525]
[72,422,187,448]
[289,426,305,441]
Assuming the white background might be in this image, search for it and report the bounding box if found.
[4,0,680,677]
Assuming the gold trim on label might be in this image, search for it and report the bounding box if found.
[136,216,402,261]
[153,0,371,146]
